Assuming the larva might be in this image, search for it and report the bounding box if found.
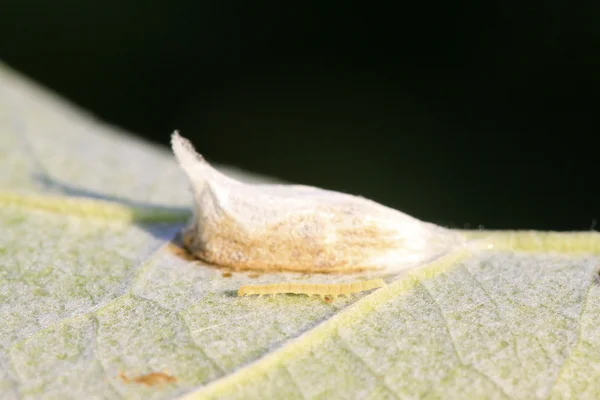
[171,132,462,275]
[238,279,386,299]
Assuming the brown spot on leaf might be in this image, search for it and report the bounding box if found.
[222,272,232,278]
[119,371,177,386]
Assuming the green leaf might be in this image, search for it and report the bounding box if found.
[1,61,599,399]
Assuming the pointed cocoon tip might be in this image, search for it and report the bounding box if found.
[171,131,206,175]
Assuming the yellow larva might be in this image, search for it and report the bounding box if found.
[238,279,386,300]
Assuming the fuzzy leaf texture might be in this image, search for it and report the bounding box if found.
[1,62,599,400]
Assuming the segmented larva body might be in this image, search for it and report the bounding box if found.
[238,279,386,299]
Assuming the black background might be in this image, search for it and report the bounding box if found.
[2,1,597,230]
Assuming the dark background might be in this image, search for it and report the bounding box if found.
[2,1,597,230]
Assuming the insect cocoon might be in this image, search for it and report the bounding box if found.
[171,132,462,274]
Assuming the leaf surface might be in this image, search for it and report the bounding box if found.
[1,62,599,400]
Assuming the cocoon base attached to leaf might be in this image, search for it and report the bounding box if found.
[171,132,462,274]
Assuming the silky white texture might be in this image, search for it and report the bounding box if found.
[172,131,462,274]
